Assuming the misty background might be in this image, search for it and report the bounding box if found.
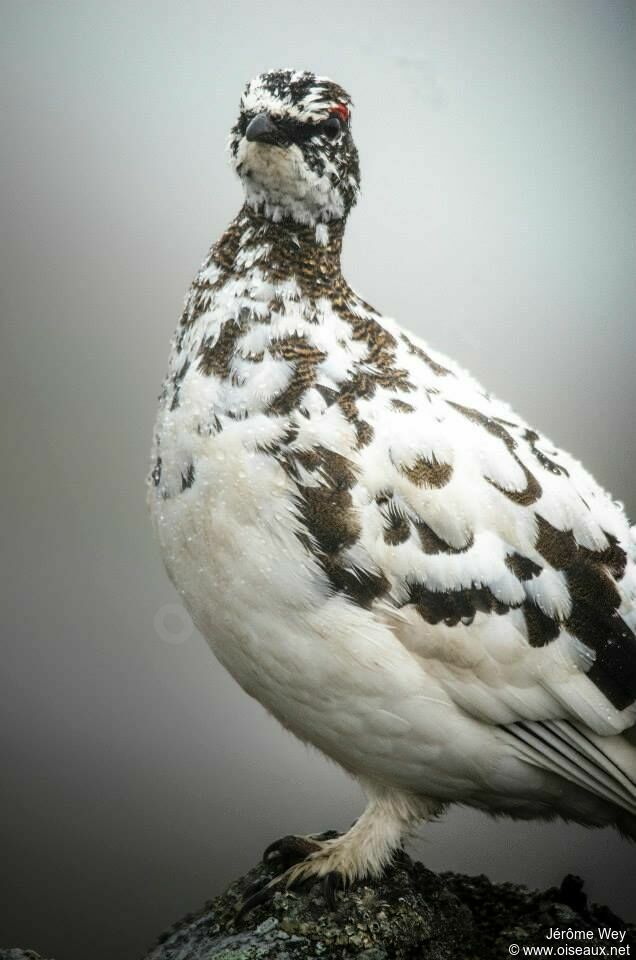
[1,1,635,957]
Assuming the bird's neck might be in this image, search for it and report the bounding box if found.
[213,204,346,295]
[179,205,360,334]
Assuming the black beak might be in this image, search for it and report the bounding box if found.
[245,112,281,145]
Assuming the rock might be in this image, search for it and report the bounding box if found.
[0,952,53,960]
[144,845,472,960]
[142,838,634,959]
[3,842,633,960]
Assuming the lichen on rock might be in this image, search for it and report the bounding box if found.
[3,846,633,959]
[144,847,472,960]
[142,844,634,959]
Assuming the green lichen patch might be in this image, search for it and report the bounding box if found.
[142,846,633,960]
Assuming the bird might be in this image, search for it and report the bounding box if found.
[148,68,636,905]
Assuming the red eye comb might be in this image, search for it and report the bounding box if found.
[332,103,349,123]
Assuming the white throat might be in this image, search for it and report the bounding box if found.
[235,140,345,227]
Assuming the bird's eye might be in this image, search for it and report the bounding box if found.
[322,116,342,139]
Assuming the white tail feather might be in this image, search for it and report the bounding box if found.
[504,719,636,817]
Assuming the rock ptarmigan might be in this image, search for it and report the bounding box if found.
[149,69,636,900]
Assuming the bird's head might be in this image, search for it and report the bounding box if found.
[228,69,360,227]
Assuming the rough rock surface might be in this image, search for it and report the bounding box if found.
[3,843,633,960]
[0,953,55,960]
[142,840,634,960]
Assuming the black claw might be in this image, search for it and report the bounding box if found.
[242,876,270,899]
[322,872,340,910]
[236,882,275,920]
[262,834,319,869]
[262,836,290,862]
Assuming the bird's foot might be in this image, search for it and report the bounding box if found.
[237,830,360,918]
[236,788,432,919]
[262,832,328,870]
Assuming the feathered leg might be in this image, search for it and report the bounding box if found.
[238,783,443,915]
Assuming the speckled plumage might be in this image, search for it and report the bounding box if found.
[149,69,636,886]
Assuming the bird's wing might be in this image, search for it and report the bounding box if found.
[498,717,636,815]
[310,317,636,740]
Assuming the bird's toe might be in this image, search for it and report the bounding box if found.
[262,833,322,869]
[322,870,343,909]
[236,879,277,919]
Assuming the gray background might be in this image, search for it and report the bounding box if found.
[1,1,635,957]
